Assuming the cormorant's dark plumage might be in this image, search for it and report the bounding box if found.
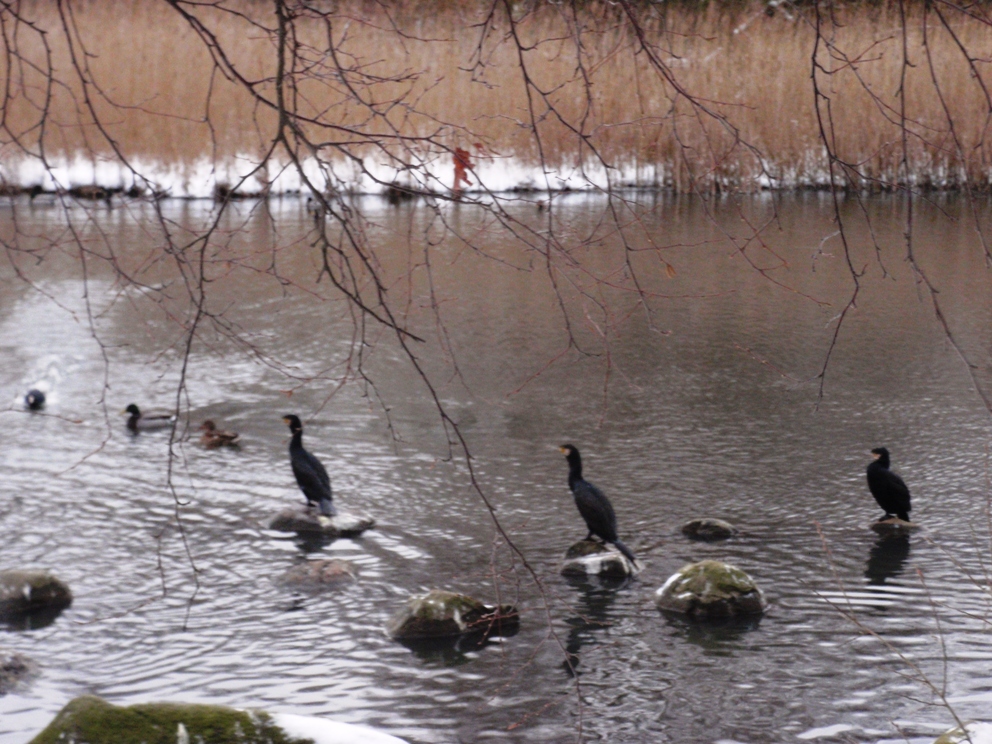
[25,390,45,410]
[283,414,335,517]
[866,447,911,522]
[559,444,636,563]
[123,403,175,433]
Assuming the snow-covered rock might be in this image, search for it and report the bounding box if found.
[560,540,639,578]
[934,721,992,744]
[269,509,374,537]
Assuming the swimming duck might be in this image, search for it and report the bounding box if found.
[123,403,175,433]
[199,420,240,448]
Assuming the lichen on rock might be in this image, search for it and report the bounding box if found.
[28,695,313,744]
[0,570,72,619]
[560,540,639,578]
[386,589,519,640]
[655,560,766,619]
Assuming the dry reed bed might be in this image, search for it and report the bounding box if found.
[0,0,990,193]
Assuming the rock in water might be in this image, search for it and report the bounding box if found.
[680,518,737,541]
[0,570,72,619]
[560,540,639,578]
[655,560,766,619]
[268,508,374,537]
[870,517,919,535]
[934,722,992,744]
[0,649,35,695]
[386,589,519,640]
[281,559,357,588]
[28,695,410,744]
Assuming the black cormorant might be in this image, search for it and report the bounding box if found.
[866,447,911,522]
[283,414,335,517]
[559,444,636,563]
[199,420,240,448]
[123,403,176,433]
[25,390,45,410]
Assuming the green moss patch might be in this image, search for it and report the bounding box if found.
[29,696,314,744]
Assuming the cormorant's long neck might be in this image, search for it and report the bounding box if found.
[877,453,890,469]
[567,456,582,490]
[290,429,303,451]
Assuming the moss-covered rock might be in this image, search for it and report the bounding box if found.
[0,649,35,695]
[269,509,374,537]
[934,721,992,744]
[386,589,519,640]
[0,570,72,619]
[28,696,312,744]
[655,560,766,619]
[281,559,356,588]
[560,540,639,578]
[680,518,737,541]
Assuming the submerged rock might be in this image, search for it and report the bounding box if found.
[870,517,919,535]
[281,559,357,588]
[0,570,72,619]
[0,649,35,695]
[386,589,519,641]
[561,540,639,578]
[28,695,410,744]
[934,721,992,744]
[269,509,374,537]
[655,560,766,619]
[680,518,737,541]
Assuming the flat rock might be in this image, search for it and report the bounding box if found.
[870,517,920,534]
[281,559,356,588]
[28,695,409,744]
[655,560,766,619]
[269,509,374,537]
[561,540,639,578]
[0,570,72,619]
[0,649,35,695]
[386,589,519,641]
[681,518,737,541]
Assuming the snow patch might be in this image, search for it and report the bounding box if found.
[270,713,409,744]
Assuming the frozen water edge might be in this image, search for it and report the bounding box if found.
[0,150,922,198]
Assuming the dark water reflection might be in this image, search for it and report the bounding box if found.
[2,193,992,743]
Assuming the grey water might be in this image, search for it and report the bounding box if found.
[2,193,992,744]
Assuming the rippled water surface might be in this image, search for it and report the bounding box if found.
[2,194,992,743]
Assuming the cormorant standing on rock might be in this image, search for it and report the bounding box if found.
[866,447,911,522]
[559,444,637,564]
[283,415,335,517]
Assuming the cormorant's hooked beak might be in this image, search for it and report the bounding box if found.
[558,446,568,455]
[871,451,881,459]
[282,416,292,425]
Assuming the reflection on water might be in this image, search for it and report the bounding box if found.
[2,194,992,743]
[562,575,628,676]
[865,533,912,586]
